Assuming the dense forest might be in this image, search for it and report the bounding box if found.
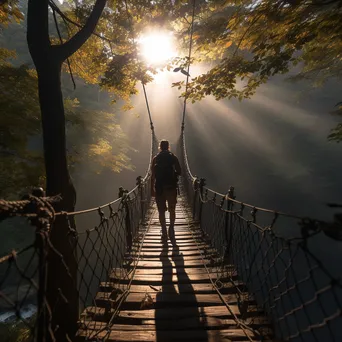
[1,0,341,207]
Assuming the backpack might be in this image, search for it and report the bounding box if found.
[154,151,177,190]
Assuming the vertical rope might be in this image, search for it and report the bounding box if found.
[142,83,154,130]
[51,2,76,90]
[181,0,196,132]
[124,0,154,132]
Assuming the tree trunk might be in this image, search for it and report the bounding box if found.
[27,1,106,340]
[37,58,76,208]
[37,57,79,341]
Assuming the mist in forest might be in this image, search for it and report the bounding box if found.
[80,69,342,221]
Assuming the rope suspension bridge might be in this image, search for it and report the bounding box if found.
[1,125,342,342]
[1,2,342,342]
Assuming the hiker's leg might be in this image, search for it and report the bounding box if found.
[169,207,175,227]
[159,211,167,237]
[167,188,177,239]
[156,194,167,238]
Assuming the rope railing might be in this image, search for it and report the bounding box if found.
[0,131,158,341]
[177,131,342,342]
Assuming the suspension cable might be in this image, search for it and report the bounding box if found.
[142,83,154,130]
[124,0,155,132]
[181,0,196,131]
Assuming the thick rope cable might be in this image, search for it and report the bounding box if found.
[142,83,154,130]
[123,0,155,132]
[181,0,196,131]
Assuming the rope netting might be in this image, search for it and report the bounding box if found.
[0,131,158,341]
[177,131,342,342]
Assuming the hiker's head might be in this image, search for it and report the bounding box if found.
[159,140,169,151]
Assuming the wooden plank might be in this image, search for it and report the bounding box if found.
[142,235,200,239]
[147,226,199,230]
[95,292,231,309]
[145,231,197,236]
[140,240,207,246]
[118,306,261,320]
[146,228,200,233]
[145,232,201,237]
[144,231,196,236]
[146,223,195,226]
[132,250,218,257]
[76,326,258,341]
[80,304,264,323]
[99,282,243,294]
[135,255,218,261]
[136,243,210,250]
[143,236,203,242]
[133,316,269,328]
[111,267,224,277]
[137,240,206,246]
[149,219,190,223]
[138,246,213,252]
[141,238,207,244]
[79,316,269,331]
[149,221,193,226]
[134,260,220,269]
[79,318,237,331]
[109,273,236,285]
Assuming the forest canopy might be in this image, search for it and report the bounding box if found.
[1,0,342,198]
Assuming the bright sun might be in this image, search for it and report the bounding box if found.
[139,32,176,65]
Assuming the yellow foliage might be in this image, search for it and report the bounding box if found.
[0,2,24,27]
[89,140,112,156]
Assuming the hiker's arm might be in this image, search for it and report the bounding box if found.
[174,156,182,176]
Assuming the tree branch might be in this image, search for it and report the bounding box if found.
[59,0,107,60]
[48,0,113,44]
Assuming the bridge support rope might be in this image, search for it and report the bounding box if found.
[177,129,342,341]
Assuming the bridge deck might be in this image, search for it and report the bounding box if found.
[76,197,271,341]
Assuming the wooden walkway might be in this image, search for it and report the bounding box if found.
[77,197,271,341]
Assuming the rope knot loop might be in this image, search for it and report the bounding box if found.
[23,189,60,232]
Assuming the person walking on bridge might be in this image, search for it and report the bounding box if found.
[151,140,181,242]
